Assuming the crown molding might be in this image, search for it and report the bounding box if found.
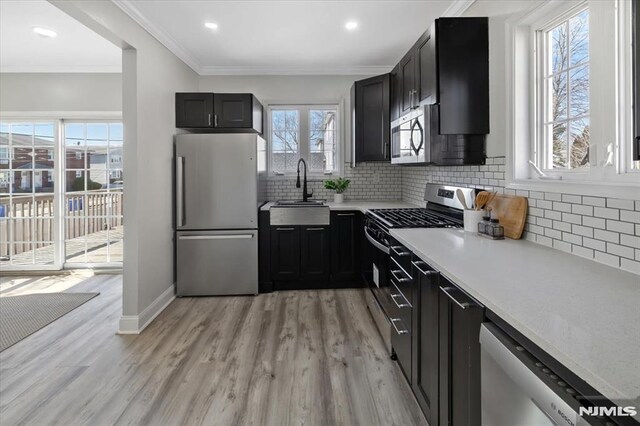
[199,65,392,76]
[112,0,473,76]
[112,0,202,73]
[442,0,476,17]
[0,65,122,73]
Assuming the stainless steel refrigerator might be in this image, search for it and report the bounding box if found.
[175,133,266,296]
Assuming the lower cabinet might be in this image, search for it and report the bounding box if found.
[270,226,300,281]
[438,276,484,426]
[263,211,363,291]
[300,226,331,281]
[412,258,440,426]
[330,211,362,283]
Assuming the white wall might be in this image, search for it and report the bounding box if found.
[0,73,121,112]
[50,0,199,331]
[462,0,541,157]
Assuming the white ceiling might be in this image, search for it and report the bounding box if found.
[0,0,121,73]
[114,0,463,75]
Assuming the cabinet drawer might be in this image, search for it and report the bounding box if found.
[390,239,413,276]
[389,278,412,333]
[390,256,413,305]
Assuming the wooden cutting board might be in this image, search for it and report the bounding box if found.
[486,194,528,239]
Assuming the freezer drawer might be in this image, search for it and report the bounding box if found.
[177,230,258,296]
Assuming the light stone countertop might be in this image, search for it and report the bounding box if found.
[390,227,640,408]
[260,200,418,212]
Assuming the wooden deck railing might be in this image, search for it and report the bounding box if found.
[0,190,123,257]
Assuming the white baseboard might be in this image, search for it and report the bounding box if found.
[118,283,175,334]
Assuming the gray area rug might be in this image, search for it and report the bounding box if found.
[0,293,99,352]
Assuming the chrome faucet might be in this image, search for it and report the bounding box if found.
[296,158,313,202]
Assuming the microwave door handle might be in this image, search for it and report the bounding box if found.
[409,119,417,154]
[413,119,424,154]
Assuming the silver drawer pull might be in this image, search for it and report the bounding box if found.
[391,245,410,257]
[390,318,409,335]
[337,213,355,216]
[306,227,325,231]
[412,260,438,276]
[276,227,294,231]
[179,234,253,240]
[391,269,410,282]
[390,293,409,308]
[440,286,472,310]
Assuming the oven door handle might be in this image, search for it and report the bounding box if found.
[364,226,390,255]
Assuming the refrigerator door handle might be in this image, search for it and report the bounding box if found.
[178,234,254,240]
[176,156,185,227]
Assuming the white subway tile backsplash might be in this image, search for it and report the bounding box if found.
[582,196,606,207]
[606,220,635,235]
[620,210,640,223]
[593,207,619,220]
[594,229,620,244]
[401,156,639,274]
[607,198,636,210]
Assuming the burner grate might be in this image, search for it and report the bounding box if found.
[369,208,463,229]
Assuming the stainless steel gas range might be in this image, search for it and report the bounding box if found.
[362,184,475,355]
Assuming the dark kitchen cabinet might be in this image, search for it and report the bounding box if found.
[213,94,263,133]
[416,28,437,105]
[300,226,331,281]
[175,92,263,133]
[175,93,214,128]
[270,226,300,281]
[634,0,640,160]
[330,211,361,283]
[400,51,417,114]
[436,18,489,135]
[412,259,440,426]
[352,74,391,162]
[438,278,484,426]
[390,64,402,122]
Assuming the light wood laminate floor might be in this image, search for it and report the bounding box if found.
[0,274,426,426]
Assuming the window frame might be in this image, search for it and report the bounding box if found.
[267,103,342,178]
[505,0,638,199]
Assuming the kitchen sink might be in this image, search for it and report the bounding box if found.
[274,200,325,206]
[270,201,330,225]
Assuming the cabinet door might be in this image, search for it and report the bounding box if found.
[412,260,440,425]
[416,28,437,105]
[213,94,253,128]
[270,226,300,280]
[438,280,484,426]
[300,226,331,281]
[390,64,402,122]
[400,52,416,114]
[354,74,390,162]
[436,18,489,134]
[330,212,361,282]
[175,93,214,128]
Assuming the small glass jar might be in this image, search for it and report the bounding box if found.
[477,214,491,235]
[487,218,505,239]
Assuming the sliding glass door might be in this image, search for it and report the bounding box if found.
[0,119,123,270]
[63,122,123,265]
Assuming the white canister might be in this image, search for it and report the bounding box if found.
[463,210,484,232]
[334,193,344,203]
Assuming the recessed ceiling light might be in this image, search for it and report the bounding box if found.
[204,22,219,30]
[345,21,358,31]
[32,27,57,38]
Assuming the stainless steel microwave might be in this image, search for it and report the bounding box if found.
[391,108,427,165]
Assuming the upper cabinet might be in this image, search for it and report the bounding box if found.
[436,18,489,135]
[175,93,263,134]
[352,74,391,162]
[391,18,489,136]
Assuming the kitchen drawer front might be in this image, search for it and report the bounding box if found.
[390,256,413,306]
[390,238,413,277]
[389,278,413,334]
[390,305,412,382]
